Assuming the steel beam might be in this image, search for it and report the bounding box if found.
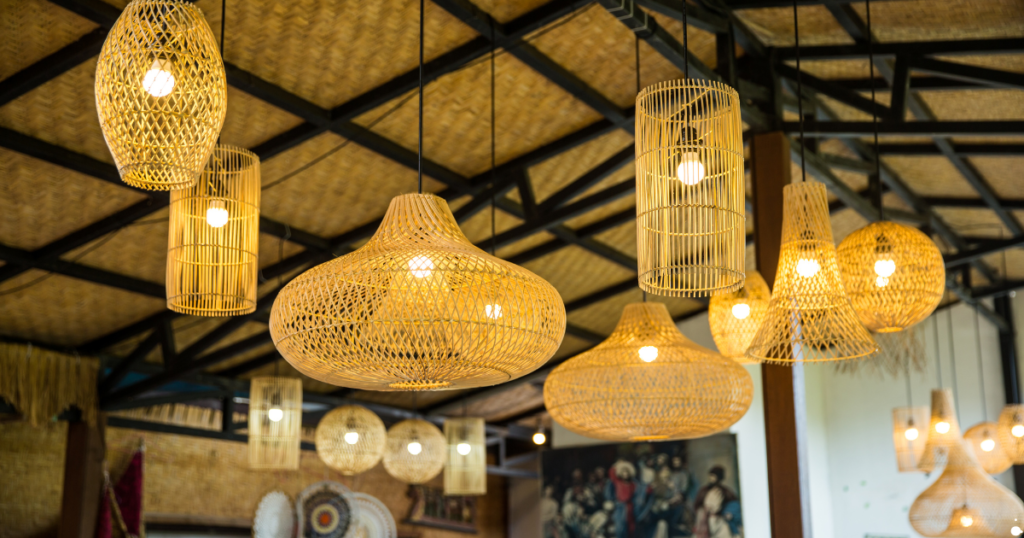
[911,56,1024,91]
[775,38,1024,61]
[877,143,1024,157]
[780,120,1024,137]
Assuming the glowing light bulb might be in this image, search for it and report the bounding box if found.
[1011,525,1022,536]
[142,59,175,97]
[676,151,706,185]
[344,431,360,445]
[457,442,472,456]
[732,303,750,320]
[904,427,919,441]
[874,259,896,278]
[638,346,659,363]
[408,256,434,278]
[485,304,503,319]
[876,276,890,288]
[407,441,422,455]
[961,515,974,528]
[267,407,283,422]
[796,258,820,278]
[533,432,546,445]
[1013,424,1024,438]
[936,421,950,434]
[206,200,228,228]
[981,438,996,452]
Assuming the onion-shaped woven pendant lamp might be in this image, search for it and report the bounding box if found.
[167,145,260,316]
[893,406,930,473]
[444,417,486,496]
[315,405,386,476]
[248,377,302,470]
[544,302,752,441]
[708,270,770,364]
[964,422,1013,475]
[383,419,446,484]
[919,388,963,473]
[270,193,566,390]
[95,0,226,190]
[745,182,877,363]
[998,405,1024,464]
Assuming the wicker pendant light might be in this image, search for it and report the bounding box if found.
[997,405,1024,464]
[964,422,1013,475]
[919,388,964,473]
[248,377,302,470]
[708,271,770,364]
[544,302,752,441]
[382,419,446,485]
[315,405,386,476]
[95,0,226,190]
[444,417,486,496]
[893,406,930,473]
[167,145,260,316]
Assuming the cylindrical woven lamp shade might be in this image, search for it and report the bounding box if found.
[635,79,745,298]
[382,419,446,485]
[444,417,486,496]
[964,422,1013,475]
[270,193,566,391]
[893,406,930,473]
[315,405,386,476]
[167,145,260,316]
[837,221,945,333]
[544,302,752,441]
[919,388,964,473]
[95,0,226,190]
[746,182,877,363]
[248,377,302,470]
[997,405,1024,464]
[708,270,770,364]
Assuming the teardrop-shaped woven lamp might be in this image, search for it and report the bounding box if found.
[964,422,1013,475]
[270,193,566,391]
[248,377,302,470]
[635,80,745,298]
[997,404,1024,464]
[95,0,227,190]
[444,417,486,496]
[893,406,930,473]
[382,419,446,484]
[746,182,877,363]
[315,405,386,476]
[919,388,964,473]
[544,302,752,441]
[708,270,770,364]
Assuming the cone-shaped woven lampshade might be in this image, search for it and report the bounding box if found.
[837,221,945,333]
[167,145,260,316]
[635,80,745,298]
[383,419,446,484]
[270,193,566,391]
[920,389,964,473]
[708,270,770,364]
[544,302,752,441]
[248,377,302,470]
[998,405,1024,464]
[315,405,386,476]
[965,422,1013,475]
[444,417,486,496]
[893,406,930,473]
[746,182,877,363]
[95,0,226,190]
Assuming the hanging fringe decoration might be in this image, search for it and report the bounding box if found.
[0,342,98,426]
[834,324,927,378]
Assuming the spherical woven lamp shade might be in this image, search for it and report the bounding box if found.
[965,422,1013,475]
[270,193,566,391]
[708,270,770,364]
[997,405,1024,464]
[893,406,930,473]
[95,0,226,190]
[444,417,486,496]
[544,302,752,441]
[837,221,945,333]
[635,79,745,298]
[382,419,446,484]
[920,388,964,473]
[746,182,877,363]
[315,405,386,476]
[167,145,260,316]
[248,377,302,470]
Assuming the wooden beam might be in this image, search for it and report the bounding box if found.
[58,417,106,538]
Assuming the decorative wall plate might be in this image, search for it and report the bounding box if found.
[350,493,397,538]
[254,491,294,538]
[295,481,359,538]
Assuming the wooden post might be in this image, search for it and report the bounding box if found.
[59,416,106,538]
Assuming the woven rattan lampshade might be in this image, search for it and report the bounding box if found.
[837,221,945,333]
[708,270,770,364]
[382,419,446,485]
[920,389,964,473]
[444,417,486,496]
[965,422,1013,475]
[167,145,260,316]
[248,377,302,470]
[315,405,386,476]
[893,406,930,473]
[635,80,745,298]
[270,193,566,391]
[997,405,1024,464]
[746,182,877,363]
[95,0,226,190]
[544,302,752,441]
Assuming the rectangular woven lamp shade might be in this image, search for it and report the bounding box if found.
[893,406,930,473]
[444,417,486,496]
[248,377,302,470]
[918,388,962,473]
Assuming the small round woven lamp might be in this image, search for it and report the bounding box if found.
[746,182,877,363]
[95,0,226,190]
[708,270,770,364]
[964,422,1013,475]
[315,405,386,476]
[893,406,930,473]
[382,419,446,484]
[270,193,566,391]
[444,417,486,496]
[167,145,260,316]
[837,221,945,333]
[248,377,302,470]
[997,404,1024,464]
[919,388,964,473]
[635,80,745,298]
[544,302,752,441]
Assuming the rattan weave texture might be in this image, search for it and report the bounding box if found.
[314,405,386,476]
[708,270,770,364]
[248,376,302,470]
[920,389,964,473]
[444,417,486,496]
[997,404,1024,464]
[893,406,930,473]
[964,422,1013,475]
[382,419,446,485]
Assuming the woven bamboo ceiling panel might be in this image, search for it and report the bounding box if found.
[522,245,636,304]
[848,0,1024,41]
[469,0,550,23]
[735,5,856,47]
[527,130,634,203]
[568,289,703,337]
[218,87,305,151]
[1,0,98,80]
[921,89,1024,121]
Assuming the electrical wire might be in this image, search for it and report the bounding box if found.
[490,21,497,255]
[793,0,806,183]
[866,0,883,219]
[682,0,689,80]
[974,308,988,420]
[418,0,424,194]
[946,308,961,423]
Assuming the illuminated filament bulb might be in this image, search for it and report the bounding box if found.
[904,427,919,441]
[935,421,950,434]
[875,258,895,288]
[1013,424,1024,438]
[485,304,503,319]
[796,258,820,278]
[961,515,974,528]
[1011,525,1022,536]
[206,199,228,228]
[981,437,996,452]
[142,58,175,97]
[456,442,472,456]
[732,303,750,320]
[267,407,283,422]
[533,431,546,445]
[407,441,422,455]
[408,256,434,279]
[676,151,705,185]
[344,431,359,445]
[638,346,659,363]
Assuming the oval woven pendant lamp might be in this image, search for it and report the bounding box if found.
[893,406,930,473]
[248,377,302,470]
[167,145,260,316]
[382,419,446,484]
[315,405,386,476]
[745,182,877,363]
[444,417,486,496]
[708,270,770,364]
[919,388,964,473]
[964,422,1013,475]
[95,0,226,191]
[544,302,752,441]
[270,193,566,391]
[997,405,1024,464]
[635,80,745,298]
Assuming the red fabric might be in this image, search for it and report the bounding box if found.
[95,483,112,538]
[114,450,144,535]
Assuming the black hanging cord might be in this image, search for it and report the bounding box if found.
[946,309,961,423]
[974,309,988,420]
[934,314,944,388]
[417,0,425,194]
[866,0,883,219]
[635,33,641,95]
[904,358,914,408]
[793,0,806,183]
[491,22,497,255]
[682,0,689,80]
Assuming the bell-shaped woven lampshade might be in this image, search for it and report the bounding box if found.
[315,405,386,476]
[708,270,770,364]
[95,0,226,190]
[270,193,566,391]
[997,405,1024,464]
[248,377,302,470]
[837,221,945,333]
[964,422,1013,475]
[382,419,446,484]
[544,302,753,441]
[919,388,964,473]
[746,182,877,363]
[167,145,260,316]
[893,406,930,473]
[444,417,486,496]
[635,80,745,298]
